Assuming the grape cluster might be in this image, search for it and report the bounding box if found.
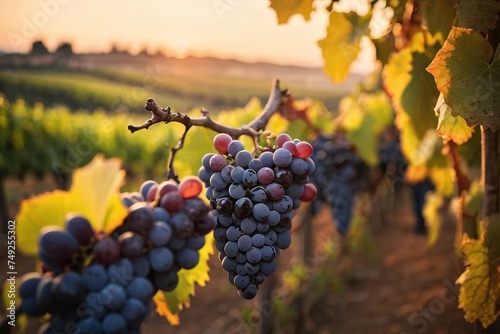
[310,134,370,234]
[198,133,317,299]
[17,176,215,334]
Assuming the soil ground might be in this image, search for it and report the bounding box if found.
[1,178,473,334]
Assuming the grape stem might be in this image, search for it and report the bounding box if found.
[128,80,289,181]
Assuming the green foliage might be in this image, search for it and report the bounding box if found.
[338,90,394,166]
[427,27,500,131]
[457,0,500,33]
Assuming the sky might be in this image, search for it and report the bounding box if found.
[0,0,378,73]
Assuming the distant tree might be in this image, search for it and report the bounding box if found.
[31,40,49,55]
[55,42,74,56]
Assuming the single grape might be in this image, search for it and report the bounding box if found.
[224,241,239,257]
[194,214,217,235]
[265,183,285,201]
[107,258,134,286]
[147,247,174,272]
[257,167,274,185]
[237,235,252,252]
[234,197,253,218]
[64,213,94,246]
[178,176,203,199]
[213,133,233,153]
[148,221,172,247]
[146,183,159,202]
[275,231,292,249]
[153,207,170,223]
[210,172,228,190]
[93,237,120,266]
[228,182,247,199]
[239,284,259,300]
[259,260,277,276]
[82,263,108,292]
[160,190,184,213]
[227,140,245,156]
[244,262,259,275]
[251,234,266,247]
[295,141,313,158]
[38,227,78,266]
[201,153,215,170]
[230,166,245,182]
[221,165,235,183]
[273,148,293,167]
[157,180,179,198]
[248,159,263,171]
[289,158,310,176]
[235,150,253,168]
[282,141,297,156]
[170,213,195,238]
[266,210,280,226]
[139,180,157,200]
[300,183,317,202]
[175,248,200,269]
[125,202,155,233]
[233,274,251,290]
[209,154,227,172]
[100,283,127,310]
[276,133,292,148]
[242,169,258,187]
[186,234,206,250]
[246,247,262,264]
[51,272,86,307]
[102,312,127,334]
[240,217,257,234]
[19,272,41,298]
[259,151,275,167]
[226,225,242,241]
[252,203,270,222]
[120,298,147,328]
[249,186,267,203]
[222,256,238,271]
[260,245,276,261]
[151,270,179,292]
[118,231,144,258]
[126,277,155,305]
[183,197,209,221]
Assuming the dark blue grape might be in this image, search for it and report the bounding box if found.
[148,221,172,247]
[147,247,174,272]
[175,248,200,269]
[64,214,94,246]
[102,312,127,334]
[83,263,108,292]
[126,277,155,305]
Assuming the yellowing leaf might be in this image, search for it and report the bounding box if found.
[383,33,441,160]
[16,155,128,255]
[339,91,394,166]
[457,237,500,327]
[269,0,315,24]
[427,27,500,130]
[423,191,443,245]
[318,10,372,83]
[154,233,214,324]
[457,0,500,34]
[428,165,454,197]
[154,292,180,325]
[435,93,474,145]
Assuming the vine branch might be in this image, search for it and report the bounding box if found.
[128,79,289,181]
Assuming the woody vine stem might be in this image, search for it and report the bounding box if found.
[128,80,289,182]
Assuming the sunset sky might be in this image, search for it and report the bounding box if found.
[0,0,378,73]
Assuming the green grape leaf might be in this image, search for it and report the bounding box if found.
[457,0,500,33]
[462,181,483,239]
[154,233,214,325]
[339,91,394,166]
[269,0,315,24]
[421,0,456,43]
[485,214,500,264]
[383,33,440,160]
[435,93,474,145]
[318,10,372,83]
[16,155,128,255]
[423,191,444,245]
[457,237,500,328]
[426,27,500,131]
[372,33,396,65]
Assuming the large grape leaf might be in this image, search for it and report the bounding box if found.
[426,27,500,131]
[339,90,394,166]
[269,0,315,24]
[457,235,500,328]
[16,155,127,255]
[457,0,500,34]
[318,10,372,83]
[154,233,214,325]
[421,0,456,43]
[434,93,474,145]
[383,33,441,160]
